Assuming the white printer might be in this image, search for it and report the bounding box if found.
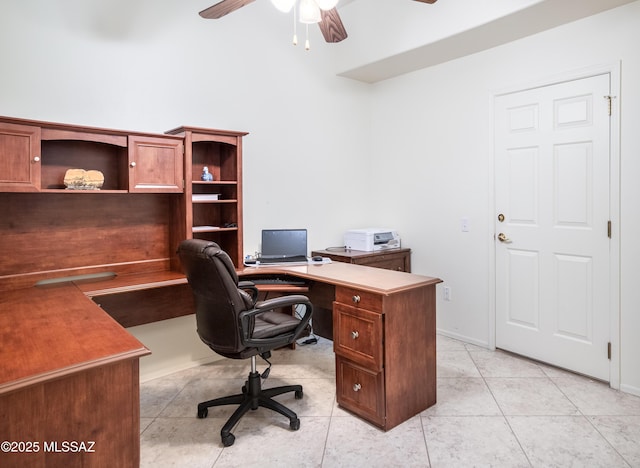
[344,228,401,252]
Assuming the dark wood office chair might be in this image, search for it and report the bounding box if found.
[177,239,313,447]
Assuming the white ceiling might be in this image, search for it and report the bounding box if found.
[335,0,637,82]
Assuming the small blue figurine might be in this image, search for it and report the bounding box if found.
[201,166,213,181]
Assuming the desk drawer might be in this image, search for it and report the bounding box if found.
[353,252,409,272]
[336,356,385,427]
[336,287,382,313]
[333,302,383,370]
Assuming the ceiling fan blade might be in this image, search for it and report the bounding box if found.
[414,0,438,3]
[318,8,348,43]
[199,0,256,19]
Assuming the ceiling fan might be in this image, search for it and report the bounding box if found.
[199,0,438,45]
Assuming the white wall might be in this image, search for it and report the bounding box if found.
[1,0,639,393]
[368,1,640,395]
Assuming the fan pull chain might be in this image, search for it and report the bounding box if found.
[305,23,310,50]
[292,3,298,45]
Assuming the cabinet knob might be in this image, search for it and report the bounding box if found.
[129,161,136,168]
[352,295,361,304]
[353,383,362,392]
[33,156,40,163]
[351,330,359,340]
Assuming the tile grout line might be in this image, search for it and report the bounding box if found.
[465,345,534,467]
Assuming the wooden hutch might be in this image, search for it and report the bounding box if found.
[0,115,247,467]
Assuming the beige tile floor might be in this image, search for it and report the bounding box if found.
[140,335,640,467]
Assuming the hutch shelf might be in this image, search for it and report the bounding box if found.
[1,116,247,308]
[166,125,248,267]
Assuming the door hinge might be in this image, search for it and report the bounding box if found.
[604,95,617,116]
[607,342,612,360]
[607,220,612,239]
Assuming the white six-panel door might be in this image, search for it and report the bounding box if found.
[494,73,611,381]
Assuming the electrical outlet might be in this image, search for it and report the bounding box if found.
[443,286,451,301]
[461,217,470,232]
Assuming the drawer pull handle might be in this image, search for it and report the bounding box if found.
[129,161,137,168]
[351,330,359,340]
[353,383,362,392]
[33,156,41,163]
[352,295,361,303]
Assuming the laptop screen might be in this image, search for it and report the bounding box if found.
[261,229,307,259]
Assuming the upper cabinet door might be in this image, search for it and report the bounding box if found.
[128,135,183,193]
[0,122,41,192]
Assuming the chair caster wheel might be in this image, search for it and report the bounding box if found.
[222,433,235,447]
[290,418,300,431]
[295,389,303,399]
[197,407,208,419]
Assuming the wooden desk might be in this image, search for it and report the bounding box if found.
[0,260,439,462]
[311,248,412,272]
[82,262,440,431]
[0,284,149,468]
[307,249,413,339]
[239,262,441,431]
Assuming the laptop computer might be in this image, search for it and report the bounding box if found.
[258,229,308,264]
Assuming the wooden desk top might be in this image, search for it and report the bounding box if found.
[311,247,411,259]
[75,262,441,298]
[0,262,438,395]
[0,284,149,394]
[76,270,188,297]
[240,261,441,295]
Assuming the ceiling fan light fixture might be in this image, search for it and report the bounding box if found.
[271,0,296,13]
[315,0,339,10]
[299,0,321,24]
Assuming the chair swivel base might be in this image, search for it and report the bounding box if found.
[197,370,304,447]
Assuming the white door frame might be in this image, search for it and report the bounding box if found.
[488,62,621,389]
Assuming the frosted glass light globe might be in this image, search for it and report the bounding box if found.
[271,0,296,13]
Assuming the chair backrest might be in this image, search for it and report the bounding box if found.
[177,239,255,356]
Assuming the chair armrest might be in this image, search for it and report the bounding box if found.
[238,295,313,350]
[238,280,258,303]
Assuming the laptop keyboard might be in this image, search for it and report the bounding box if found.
[258,256,308,264]
[249,276,307,286]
